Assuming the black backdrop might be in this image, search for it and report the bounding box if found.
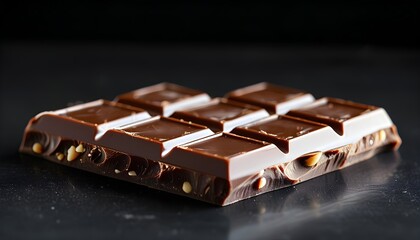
[2,1,419,47]
[1,2,420,240]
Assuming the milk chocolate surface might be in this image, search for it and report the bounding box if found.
[86,116,214,160]
[171,98,269,131]
[232,115,327,153]
[166,133,285,179]
[226,82,315,114]
[122,117,207,141]
[115,82,210,116]
[182,133,264,158]
[288,98,377,135]
[63,100,144,124]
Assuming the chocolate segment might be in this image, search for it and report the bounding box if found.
[115,82,211,116]
[170,98,269,132]
[122,117,207,141]
[28,100,152,141]
[99,117,214,160]
[62,100,143,124]
[287,97,374,135]
[232,115,328,153]
[165,133,285,179]
[226,82,315,114]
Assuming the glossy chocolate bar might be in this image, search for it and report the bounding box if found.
[19,82,402,205]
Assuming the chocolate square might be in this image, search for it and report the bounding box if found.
[115,82,210,116]
[232,115,327,153]
[287,98,377,135]
[170,98,269,132]
[226,82,314,114]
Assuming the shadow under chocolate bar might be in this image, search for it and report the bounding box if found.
[19,82,402,206]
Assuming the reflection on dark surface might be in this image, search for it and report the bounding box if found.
[2,151,400,239]
[225,152,401,240]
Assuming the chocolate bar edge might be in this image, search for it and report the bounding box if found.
[20,126,401,206]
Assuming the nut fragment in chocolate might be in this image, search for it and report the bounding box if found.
[55,152,64,161]
[67,146,79,161]
[182,181,192,193]
[32,143,43,154]
[299,152,322,167]
[75,144,85,153]
[379,130,386,141]
[254,177,267,190]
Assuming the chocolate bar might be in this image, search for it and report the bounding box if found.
[19,83,401,206]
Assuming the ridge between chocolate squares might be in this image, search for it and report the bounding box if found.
[19,82,402,206]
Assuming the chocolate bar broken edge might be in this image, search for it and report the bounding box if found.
[20,126,401,206]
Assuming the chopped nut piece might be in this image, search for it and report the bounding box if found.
[255,177,267,190]
[75,144,85,153]
[55,152,64,161]
[182,181,192,193]
[128,171,137,176]
[114,169,121,174]
[369,137,374,146]
[379,130,386,142]
[300,151,322,167]
[67,146,79,161]
[32,143,43,154]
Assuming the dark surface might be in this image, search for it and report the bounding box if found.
[1,43,419,239]
[2,2,420,47]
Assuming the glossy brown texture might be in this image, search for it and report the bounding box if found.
[63,101,143,125]
[122,117,207,142]
[115,83,207,114]
[232,115,326,153]
[182,133,266,159]
[171,98,262,131]
[226,82,307,113]
[288,98,376,135]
